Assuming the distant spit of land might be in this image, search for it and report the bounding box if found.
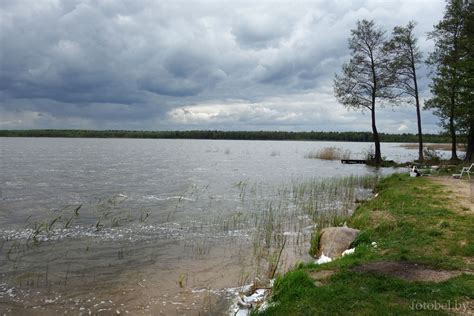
[0,129,458,143]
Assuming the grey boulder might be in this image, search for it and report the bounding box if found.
[317,227,360,258]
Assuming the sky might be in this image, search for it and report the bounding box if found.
[0,0,447,133]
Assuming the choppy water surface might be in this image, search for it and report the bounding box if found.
[0,138,421,314]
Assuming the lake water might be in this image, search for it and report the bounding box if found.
[0,138,424,314]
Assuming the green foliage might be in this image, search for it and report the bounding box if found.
[350,230,372,248]
[426,0,473,161]
[457,1,474,161]
[259,174,474,315]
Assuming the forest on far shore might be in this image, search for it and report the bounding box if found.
[0,129,459,143]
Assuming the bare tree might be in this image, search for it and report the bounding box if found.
[334,20,394,165]
[386,22,424,161]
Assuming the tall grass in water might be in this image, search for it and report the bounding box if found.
[1,173,379,307]
[305,147,351,160]
[203,174,380,288]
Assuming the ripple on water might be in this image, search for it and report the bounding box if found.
[0,224,188,243]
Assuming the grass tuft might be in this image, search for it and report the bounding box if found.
[305,147,351,160]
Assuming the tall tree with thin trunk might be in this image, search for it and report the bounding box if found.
[457,1,474,162]
[386,22,424,161]
[426,0,467,161]
[334,20,394,165]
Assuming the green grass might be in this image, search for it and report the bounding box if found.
[263,270,472,315]
[258,174,474,315]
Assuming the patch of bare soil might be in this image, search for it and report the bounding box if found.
[430,177,474,214]
[350,261,470,282]
[308,270,336,286]
[369,210,397,226]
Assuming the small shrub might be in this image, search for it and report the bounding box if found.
[350,230,372,248]
[423,147,441,163]
[364,145,375,161]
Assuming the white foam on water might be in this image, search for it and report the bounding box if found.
[0,223,188,243]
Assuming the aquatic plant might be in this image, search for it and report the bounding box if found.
[304,147,351,160]
[73,204,82,216]
[185,174,381,287]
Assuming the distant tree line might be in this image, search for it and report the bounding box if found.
[334,0,473,163]
[0,129,455,143]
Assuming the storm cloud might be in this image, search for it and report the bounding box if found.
[0,0,445,132]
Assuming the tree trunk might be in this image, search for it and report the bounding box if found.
[465,121,474,162]
[371,106,382,164]
[369,51,381,165]
[412,60,423,162]
[415,101,423,161]
[449,91,458,161]
[450,115,458,161]
[449,81,458,161]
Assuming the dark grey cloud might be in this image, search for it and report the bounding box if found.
[0,0,446,132]
[137,46,226,97]
[231,11,294,49]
